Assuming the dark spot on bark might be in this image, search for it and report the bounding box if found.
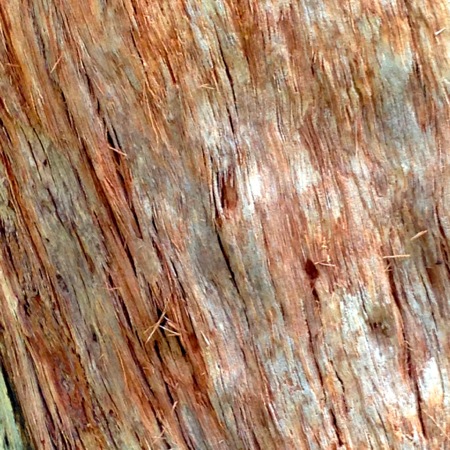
[23,301,31,317]
[218,168,238,213]
[426,266,438,287]
[369,320,390,335]
[56,273,69,295]
[305,259,319,281]
[188,332,200,353]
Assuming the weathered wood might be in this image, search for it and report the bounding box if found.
[0,0,449,448]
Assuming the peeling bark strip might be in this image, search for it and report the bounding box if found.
[0,0,449,448]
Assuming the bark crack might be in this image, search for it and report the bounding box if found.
[387,264,427,439]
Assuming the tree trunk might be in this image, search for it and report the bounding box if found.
[0,0,449,448]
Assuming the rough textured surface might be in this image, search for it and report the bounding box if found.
[0,0,449,448]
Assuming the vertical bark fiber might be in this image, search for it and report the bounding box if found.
[0,0,449,449]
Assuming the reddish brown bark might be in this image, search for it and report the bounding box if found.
[0,0,450,448]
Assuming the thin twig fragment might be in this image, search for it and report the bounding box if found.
[410,230,428,241]
[382,254,410,259]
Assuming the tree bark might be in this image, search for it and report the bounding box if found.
[0,0,449,448]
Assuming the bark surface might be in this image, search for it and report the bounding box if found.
[0,0,450,449]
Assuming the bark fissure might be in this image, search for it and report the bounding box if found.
[215,27,238,114]
[215,231,242,298]
[387,264,428,439]
[0,360,33,449]
[436,211,450,276]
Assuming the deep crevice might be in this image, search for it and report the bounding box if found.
[387,264,427,438]
[329,407,344,447]
[216,231,242,298]
[415,379,428,439]
[304,259,319,282]
[216,36,237,109]
[111,284,134,333]
[330,361,348,414]
[436,211,450,275]
[0,361,34,449]
[302,261,344,446]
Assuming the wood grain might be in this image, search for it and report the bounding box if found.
[0,0,449,448]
